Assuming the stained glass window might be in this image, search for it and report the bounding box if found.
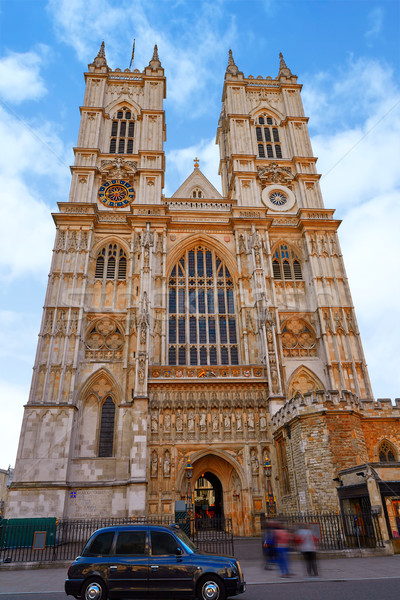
[272,243,302,281]
[168,246,239,365]
[109,107,135,154]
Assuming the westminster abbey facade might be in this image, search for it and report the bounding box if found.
[9,43,400,537]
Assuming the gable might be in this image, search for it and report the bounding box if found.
[171,168,222,199]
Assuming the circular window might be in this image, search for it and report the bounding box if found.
[261,184,296,212]
[269,191,288,206]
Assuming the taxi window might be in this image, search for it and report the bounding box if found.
[151,531,179,555]
[115,530,146,555]
[84,531,114,556]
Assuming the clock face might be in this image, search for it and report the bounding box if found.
[98,179,135,208]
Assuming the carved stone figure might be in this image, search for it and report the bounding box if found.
[250,449,259,474]
[260,413,267,430]
[188,410,195,432]
[164,412,171,432]
[224,413,231,430]
[247,412,255,430]
[236,411,243,431]
[151,412,158,433]
[212,413,219,432]
[163,451,171,477]
[176,411,183,432]
[151,451,158,477]
[200,411,207,431]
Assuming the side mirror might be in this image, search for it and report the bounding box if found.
[176,547,183,556]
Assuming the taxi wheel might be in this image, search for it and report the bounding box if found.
[198,575,226,600]
[81,577,107,600]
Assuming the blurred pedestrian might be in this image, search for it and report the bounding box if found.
[262,520,277,569]
[275,521,292,577]
[297,524,318,577]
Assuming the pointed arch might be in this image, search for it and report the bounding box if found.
[166,234,237,279]
[79,368,121,403]
[377,439,398,462]
[287,366,325,399]
[105,98,142,118]
[271,240,303,281]
[249,103,285,123]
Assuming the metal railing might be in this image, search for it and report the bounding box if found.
[267,511,384,550]
[0,515,234,563]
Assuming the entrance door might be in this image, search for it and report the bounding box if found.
[194,471,224,519]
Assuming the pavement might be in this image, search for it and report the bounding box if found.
[1,539,400,594]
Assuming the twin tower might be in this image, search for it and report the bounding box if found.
[9,43,393,537]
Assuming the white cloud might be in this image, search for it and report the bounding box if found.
[0,105,69,280]
[0,48,48,104]
[365,6,384,42]
[304,56,400,400]
[0,381,27,467]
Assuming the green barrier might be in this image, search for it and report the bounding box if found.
[0,517,57,548]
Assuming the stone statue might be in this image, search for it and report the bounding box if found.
[163,451,171,477]
[176,411,183,432]
[164,412,171,432]
[250,449,259,474]
[236,411,243,431]
[200,411,207,431]
[151,451,158,477]
[188,410,195,432]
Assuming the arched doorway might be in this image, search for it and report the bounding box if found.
[194,471,224,519]
[179,452,252,536]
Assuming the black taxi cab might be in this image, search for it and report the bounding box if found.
[65,524,245,600]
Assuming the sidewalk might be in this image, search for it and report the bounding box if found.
[1,552,400,594]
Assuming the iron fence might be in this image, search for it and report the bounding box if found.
[0,514,233,563]
[268,511,384,550]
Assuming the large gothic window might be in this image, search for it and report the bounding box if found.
[109,107,135,154]
[272,243,302,280]
[255,114,282,159]
[95,244,127,280]
[168,246,239,366]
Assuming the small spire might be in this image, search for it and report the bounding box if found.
[97,41,106,58]
[92,41,107,67]
[152,44,159,61]
[226,49,239,76]
[278,52,292,78]
[194,157,199,168]
[148,43,161,69]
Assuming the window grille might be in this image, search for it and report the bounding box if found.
[95,244,127,281]
[255,114,283,159]
[272,243,302,280]
[168,246,239,365]
[109,107,135,154]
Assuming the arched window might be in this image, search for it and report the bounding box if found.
[109,107,135,154]
[192,188,203,199]
[168,246,239,366]
[95,244,127,281]
[98,396,115,457]
[255,114,282,159]
[378,440,397,462]
[272,243,302,280]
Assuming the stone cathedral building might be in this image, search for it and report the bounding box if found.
[9,44,400,538]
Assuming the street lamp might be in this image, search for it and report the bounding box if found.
[185,457,194,516]
[263,455,276,517]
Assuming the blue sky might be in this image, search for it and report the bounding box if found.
[0,0,399,467]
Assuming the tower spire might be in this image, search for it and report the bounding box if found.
[148,44,161,69]
[278,52,293,78]
[225,49,239,76]
[92,41,108,68]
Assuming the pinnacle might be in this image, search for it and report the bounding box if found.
[152,44,159,61]
[226,48,239,76]
[97,41,106,58]
[92,41,107,67]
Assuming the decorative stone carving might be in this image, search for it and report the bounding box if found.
[163,450,171,477]
[281,318,317,357]
[151,451,158,477]
[250,449,259,474]
[257,163,294,187]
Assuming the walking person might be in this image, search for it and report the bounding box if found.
[262,520,277,569]
[297,524,318,577]
[274,521,292,577]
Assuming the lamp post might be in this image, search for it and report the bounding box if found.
[185,457,194,516]
[264,455,276,517]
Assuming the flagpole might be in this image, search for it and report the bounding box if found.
[129,39,135,70]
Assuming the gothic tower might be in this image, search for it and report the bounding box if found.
[9,46,383,533]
